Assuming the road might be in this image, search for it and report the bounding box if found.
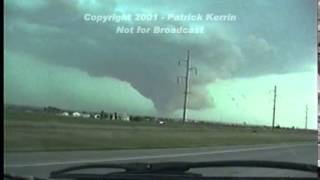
[318,144,320,166]
[4,143,318,178]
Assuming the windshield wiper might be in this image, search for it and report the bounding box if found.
[49,160,319,180]
[4,174,47,180]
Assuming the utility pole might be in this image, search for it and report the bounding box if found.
[305,105,308,129]
[177,50,197,123]
[182,50,190,124]
[272,85,277,130]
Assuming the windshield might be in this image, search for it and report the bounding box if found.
[4,0,319,179]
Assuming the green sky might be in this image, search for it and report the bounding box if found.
[174,71,317,128]
[4,0,318,129]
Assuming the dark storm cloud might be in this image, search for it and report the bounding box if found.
[4,0,316,113]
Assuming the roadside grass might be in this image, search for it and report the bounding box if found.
[4,110,316,152]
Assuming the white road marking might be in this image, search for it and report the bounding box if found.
[5,143,313,168]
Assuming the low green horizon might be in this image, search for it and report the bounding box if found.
[4,110,316,152]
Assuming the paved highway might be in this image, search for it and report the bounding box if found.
[4,143,317,178]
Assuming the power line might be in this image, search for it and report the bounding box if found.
[305,105,308,129]
[177,50,197,123]
[272,85,277,130]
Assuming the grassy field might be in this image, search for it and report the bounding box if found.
[4,110,317,152]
